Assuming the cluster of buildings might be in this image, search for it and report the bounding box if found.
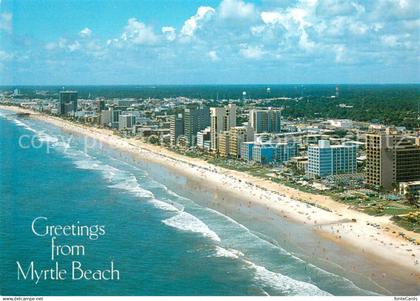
[169,104,288,165]
[4,89,419,199]
[170,104,210,147]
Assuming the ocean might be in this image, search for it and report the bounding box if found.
[0,109,395,296]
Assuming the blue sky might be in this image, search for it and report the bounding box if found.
[0,0,419,85]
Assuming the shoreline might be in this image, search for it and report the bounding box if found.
[1,105,419,284]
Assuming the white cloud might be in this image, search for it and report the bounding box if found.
[162,26,176,41]
[298,31,316,51]
[44,38,82,52]
[289,8,310,28]
[207,50,219,62]
[27,0,420,83]
[334,44,346,63]
[261,11,286,26]
[250,25,265,35]
[381,35,399,47]
[120,18,158,45]
[372,0,420,20]
[372,23,384,32]
[79,27,92,38]
[351,2,366,15]
[349,22,368,35]
[45,42,57,50]
[219,0,256,20]
[58,38,67,49]
[181,6,215,37]
[260,4,317,52]
[68,41,81,52]
[0,50,13,61]
[240,45,264,59]
[325,16,369,37]
[0,12,12,33]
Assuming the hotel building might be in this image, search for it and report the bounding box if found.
[249,107,282,133]
[183,105,210,147]
[229,125,254,158]
[119,114,136,131]
[241,142,254,162]
[366,131,420,189]
[169,113,184,146]
[210,104,236,152]
[218,131,231,157]
[307,140,357,178]
[58,91,78,115]
[197,127,211,150]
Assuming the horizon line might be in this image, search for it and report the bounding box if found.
[1,83,420,87]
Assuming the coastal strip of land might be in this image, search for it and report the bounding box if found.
[1,105,419,281]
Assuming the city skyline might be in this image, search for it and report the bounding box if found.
[0,0,419,85]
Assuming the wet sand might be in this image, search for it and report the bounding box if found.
[138,157,420,295]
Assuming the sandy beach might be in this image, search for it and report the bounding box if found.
[2,105,419,286]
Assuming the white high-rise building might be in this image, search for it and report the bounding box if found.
[307,140,357,178]
[119,114,136,130]
[197,127,211,149]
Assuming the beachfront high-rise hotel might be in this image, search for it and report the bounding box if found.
[249,107,282,133]
[169,113,184,146]
[58,91,78,115]
[184,104,210,147]
[307,140,357,178]
[366,129,420,190]
[210,104,236,152]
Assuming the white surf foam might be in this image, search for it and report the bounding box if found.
[206,207,293,256]
[244,260,331,296]
[149,198,181,212]
[214,246,244,259]
[305,262,377,295]
[165,189,192,202]
[12,118,71,150]
[162,211,221,242]
[206,208,371,294]
[110,175,155,198]
[13,119,27,127]
[206,207,252,232]
[71,155,130,184]
[73,158,105,171]
[12,119,37,133]
[53,141,71,150]
[36,132,59,144]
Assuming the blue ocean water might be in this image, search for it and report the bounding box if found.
[0,110,380,296]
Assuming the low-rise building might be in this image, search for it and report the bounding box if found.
[399,181,420,204]
[241,140,298,165]
[197,127,211,149]
[253,144,276,164]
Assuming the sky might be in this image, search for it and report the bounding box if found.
[0,0,419,85]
